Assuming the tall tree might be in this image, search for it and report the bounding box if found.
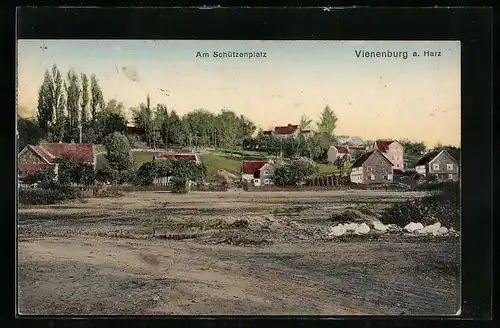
[90,74,105,122]
[167,110,184,145]
[155,104,169,147]
[317,105,338,136]
[299,114,312,130]
[103,132,134,172]
[36,70,54,134]
[400,139,427,168]
[80,73,90,123]
[37,65,65,140]
[65,69,81,142]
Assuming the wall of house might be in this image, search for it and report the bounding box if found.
[260,164,275,185]
[427,152,459,181]
[241,173,254,182]
[350,166,364,184]
[19,149,45,164]
[327,147,338,163]
[361,152,393,184]
[415,165,427,176]
[385,142,404,170]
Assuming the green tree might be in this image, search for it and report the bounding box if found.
[273,161,316,186]
[65,69,81,142]
[167,110,184,145]
[400,139,427,168]
[299,114,312,130]
[37,65,65,140]
[90,74,105,122]
[317,105,338,136]
[80,73,90,123]
[103,132,134,172]
[155,104,170,147]
[17,116,45,151]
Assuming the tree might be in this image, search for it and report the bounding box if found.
[155,104,170,147]
[273,161,316,186]
[103,132,134,172]
[17,116,45,151]
[90,74,105,122]
[80,74,90,123]
[37,65,65,140]
[299,114,312,130]
[400,139,427,169]
[316,105,338,136]
[167,110,184,145]
[65,69,81,142]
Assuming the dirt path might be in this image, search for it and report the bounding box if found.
[18,236,460,315]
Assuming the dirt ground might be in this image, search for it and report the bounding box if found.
[17,190,461,316]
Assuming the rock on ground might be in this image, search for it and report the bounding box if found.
[422,222,441,234]
[329,224,347,237]
[372,221,389,232]
[355,223,371,235]
[404,222,424,233]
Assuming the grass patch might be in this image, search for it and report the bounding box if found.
[131,151,158,169]
[273,206,311,215]
[97,189,125,198]
[199,153,242,180]
[150,218,249,231]
[316,164,340,175]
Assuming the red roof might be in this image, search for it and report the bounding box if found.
[42,143,95,164]
[19,163,57,177]
[155,153,199,162]
[334,146,349,153]
[242,161,268,174]
[375,140,395,152]
[274,124,299,135]
[31,145,54,162]
[348,146,366,151]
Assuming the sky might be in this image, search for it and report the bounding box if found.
[17,40,461,147]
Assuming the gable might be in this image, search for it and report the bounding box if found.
[429,150,458,166]
[18,146,51,165]
[368,150,394,167]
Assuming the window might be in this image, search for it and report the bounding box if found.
[383,175,388,180]
[447,164,454,171]
[264,179,269,184]
[387,174,393,180]
[262,170,267,176]
[433,163,440,170]
[370,174,375,180]
[448,174,454,180]
[392,156,395,160]
[396,164,400,167]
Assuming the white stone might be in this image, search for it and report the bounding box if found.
[344,223,359,231]
[355,223,371,234]
[373,221,389,232]
[438,227,448,234]
[329,224,347,237]
[404,222,424,233]
[422,222,441,234]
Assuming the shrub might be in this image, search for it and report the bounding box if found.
[171,176,188,194]
[19,186,82,205]
[231,219,250,229]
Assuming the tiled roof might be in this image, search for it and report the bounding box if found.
[351,151,375,168]
[274,124,299,135]
[415,150,441,166]
[242,161,269,174]
[375,140,395,152]
[334,146,349,154]
[31,145,54,162]
[42,143,95,164]
[155,153,199,162]
[19,163,57,177]
[348,146,366,151]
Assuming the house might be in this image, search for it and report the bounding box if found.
[241,160,274,186]
[372,140,404,171]
[18,142,96,180]
[327,145,349,163]
[273,124,300,138]
[415,149,459,182]
[349,149,394,184]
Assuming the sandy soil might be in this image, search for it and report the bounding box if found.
[17,190,460,316]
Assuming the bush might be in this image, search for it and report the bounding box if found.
[231,219,250,229]
[171,176,188,194]
[19,185,82,205]
[380,181,460,229]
